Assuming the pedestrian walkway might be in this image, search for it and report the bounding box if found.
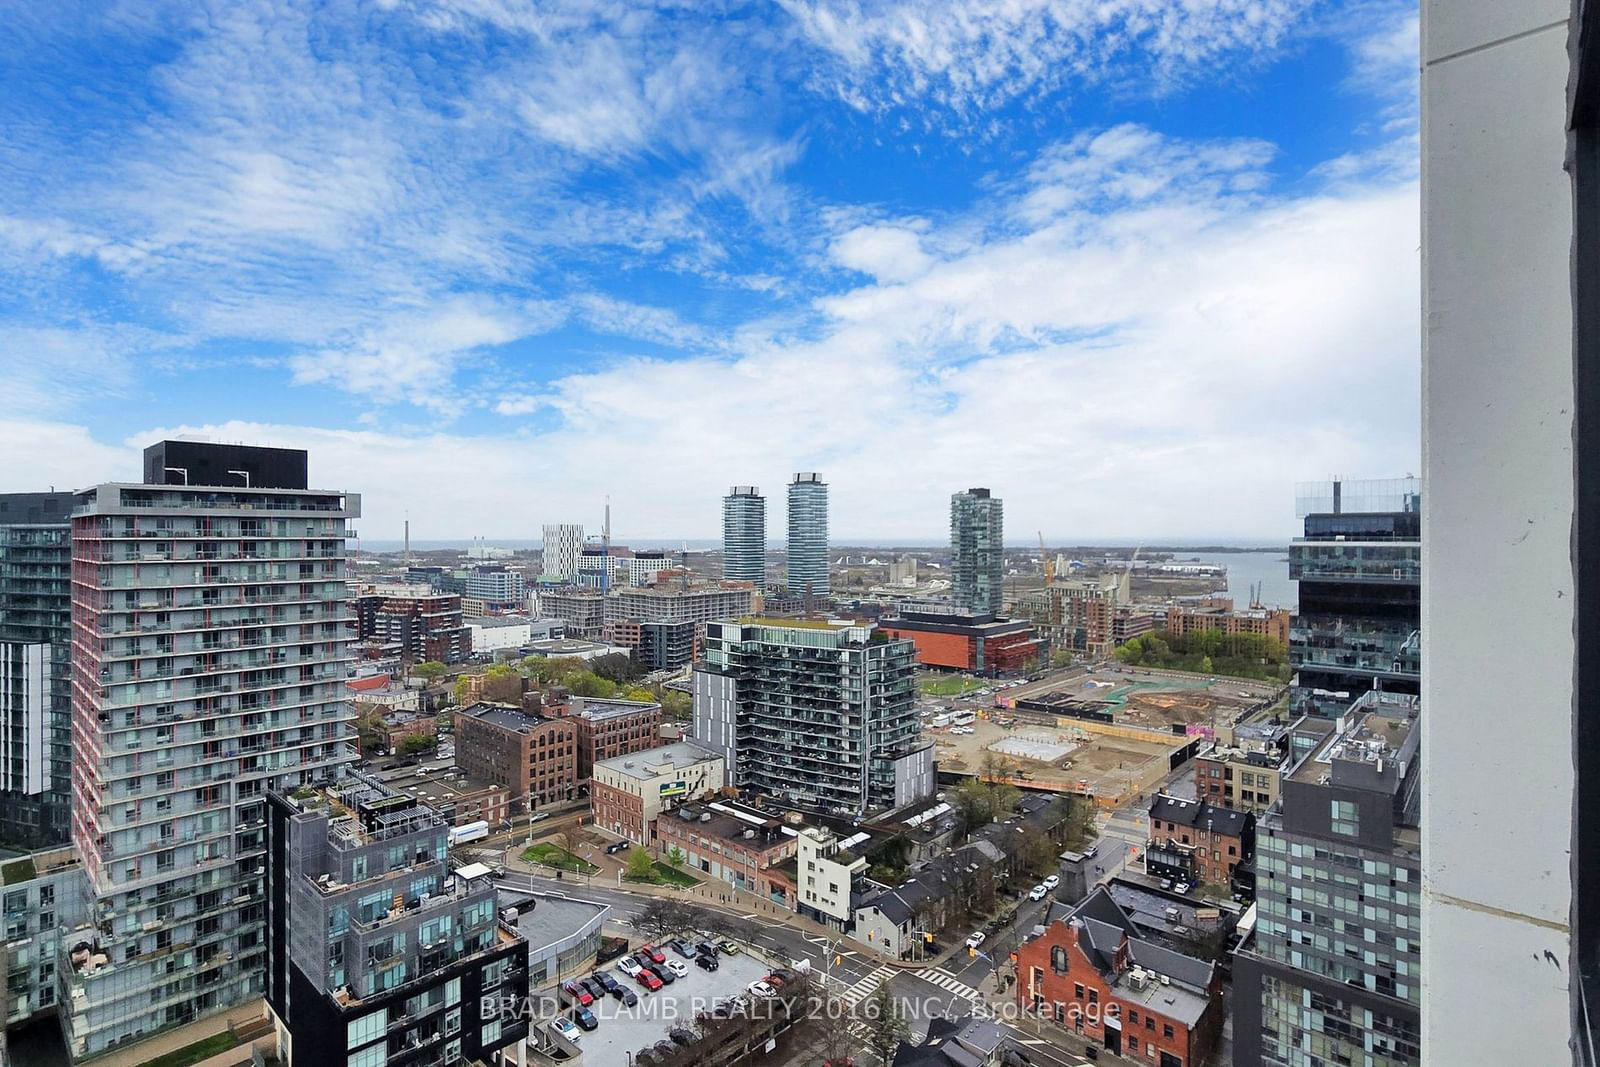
[840,965,897,1008]
[917,968,982,1002]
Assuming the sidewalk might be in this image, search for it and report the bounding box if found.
[498,844,990,975]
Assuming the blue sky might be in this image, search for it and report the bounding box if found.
[0,0,1420,542]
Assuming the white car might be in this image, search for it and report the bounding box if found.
[1028,885,1048,901]
[1175,881,1193,895]
[665,959,689,978]
[616,958,643,978]
[1043,874,1060,890]
[965,931,986,950]
[549,1017,581,1042]
[748,980,776,998]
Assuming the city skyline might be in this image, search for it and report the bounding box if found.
[1,3,1419,542]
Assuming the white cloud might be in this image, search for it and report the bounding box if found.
[780,0,1312,115]
[5,124,1418,541]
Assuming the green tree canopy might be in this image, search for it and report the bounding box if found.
[624,847,655,881]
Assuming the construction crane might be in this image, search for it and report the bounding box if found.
[1039,532,1055,585]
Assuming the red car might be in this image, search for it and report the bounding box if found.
[637,970,663,991]
[643,943,666,964]
[562,980,593,1006]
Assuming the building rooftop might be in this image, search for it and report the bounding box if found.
[382,766,505,810]
[569,696,662,721]
[460,701,558,733]
[593,741,722,780]
[661,800,794,849]
[466,614,531,628]
[1289,691,1420,787]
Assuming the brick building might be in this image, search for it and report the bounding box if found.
[877,604,1044,676]
[559,697,663,780]
[453,701,577,812]
[1164,601,1291,647]
[1017,887,1224,1067]
[353,583,472,662]
[1145,794,1254,891]
[653,800,799,908]
[589,742,725,845]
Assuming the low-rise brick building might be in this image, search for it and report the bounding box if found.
[1017,887,1224,1067]
[590,742,725,845]
[558,697,663,780]
[654,800,799,908]
[453,701,577,812]
[1145,794,1254,891]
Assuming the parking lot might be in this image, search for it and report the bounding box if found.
[540,941,778,1063]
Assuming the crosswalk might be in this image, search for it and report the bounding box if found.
[840,965,896,1008]
[920,968,982,1002]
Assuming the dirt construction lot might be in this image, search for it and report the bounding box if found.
[931,716,1182,802]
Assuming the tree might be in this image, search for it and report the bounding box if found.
[566,671,618,698]
[667,846,685,869]
[398,734,436,756]
[412,660,447,684]
[979,750,1018,784]
[353,702,388,752]
[622,686,657,703]
[1016,829,1058,879]
[480,662,524,704]
[451,676,474,706]
[660,689,691,721]
[1049,649,1074,668]
[590,652,642,685]
[625,847,656,882]
[861,983,909,1066]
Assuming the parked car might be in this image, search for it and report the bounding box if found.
[617,957,643,978]
[665,959,689,979]
[965,931,986,950]
[643,943,666,964]
[616,987,638,1007]
[1081,844,1099,860]
[529,812,551,823]
[1028,884,1048,901]
[1175,881,1192,895]
[549,1017,581,1042]
[582,978,607,1001]
[717,939,741,955]
[632,951,656,970]
[696,953,719,971]
[593,972,621,994]
[670,938,696,958]
[669,1028,696,1046]
[1159,878,1174,891]
[562,980,592,1007]
[747,980,776,998]
[606,840,630,855]
[696,941,719,958]
[571,1006,598,1031]
[637,970,663,991]
[1043,874,1060,890]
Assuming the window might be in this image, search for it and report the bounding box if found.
[1088,989,1098,1004]
[1331,800,1359,837]
[1164,1023,1175,1039]
[1074,982,1085,999]
[347,1010,384,1050]
[1051,945,1068,973]
[1130,1036,1140,1052]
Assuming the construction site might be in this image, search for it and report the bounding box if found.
[929,667,1285,806]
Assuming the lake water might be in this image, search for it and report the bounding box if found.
[1172,550,1298,611]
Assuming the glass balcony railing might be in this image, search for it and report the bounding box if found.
[1289,542,1420,583]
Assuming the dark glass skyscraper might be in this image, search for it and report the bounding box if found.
[950,487,1004,615]
[0,492,74,848]
[1288,478,1420,718]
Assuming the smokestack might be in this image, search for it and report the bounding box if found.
[404,517,410,565]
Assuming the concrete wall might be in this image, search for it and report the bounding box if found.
[1419,2,1576,1063]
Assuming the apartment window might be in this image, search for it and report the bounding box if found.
[1164,1023,1175,1039]
[347,1010,384,1050]
[1074,983,1085,999]
[1331,801,1359,838]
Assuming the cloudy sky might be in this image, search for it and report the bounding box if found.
[0,0,1419,543]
